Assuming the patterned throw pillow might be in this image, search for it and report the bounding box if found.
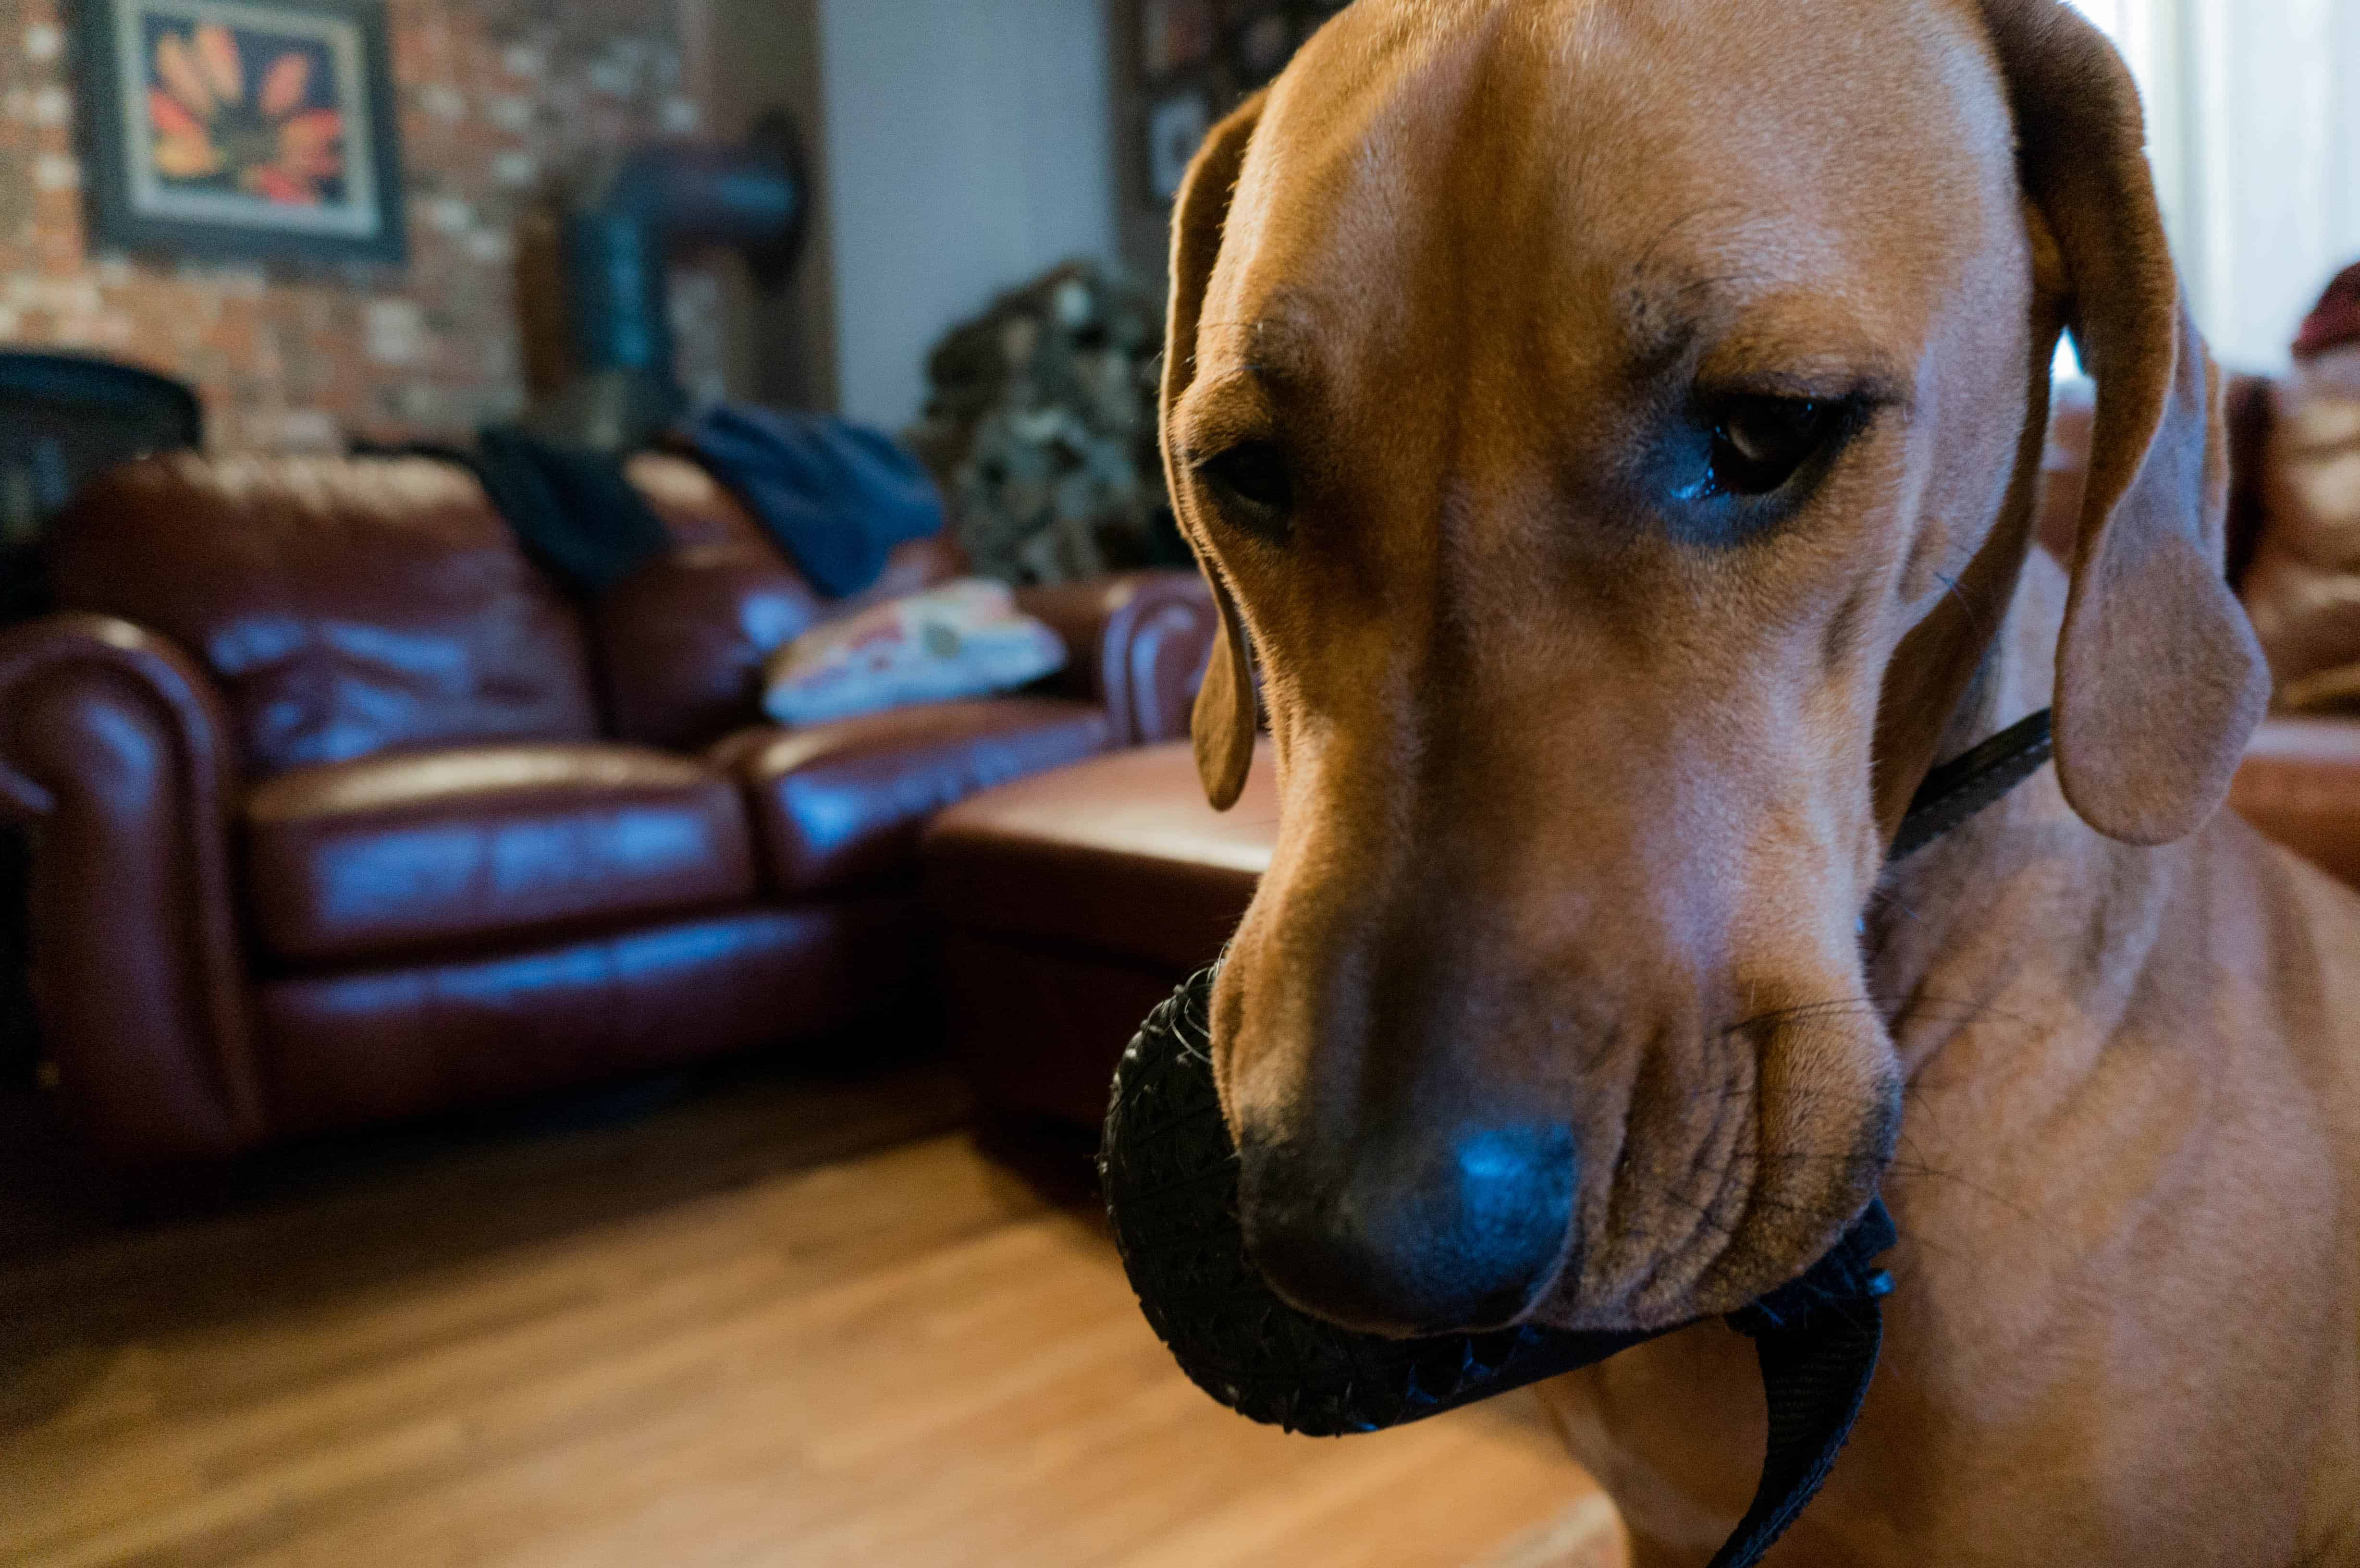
[760,578,1068,727]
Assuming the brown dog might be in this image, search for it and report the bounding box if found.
[1160,0,2360,1562]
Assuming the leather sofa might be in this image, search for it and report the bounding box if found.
[0,449,1217,1163]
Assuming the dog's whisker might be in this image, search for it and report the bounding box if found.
[1932,569,1988,646]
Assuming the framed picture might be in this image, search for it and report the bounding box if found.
[74,0,406,267]
[1140,0,1216,83]
[1145,88,1211,204]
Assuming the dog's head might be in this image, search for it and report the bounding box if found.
[1165,0,2267,1337]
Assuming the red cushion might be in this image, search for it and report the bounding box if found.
[244,744,757,964]
[709,698,1113,898]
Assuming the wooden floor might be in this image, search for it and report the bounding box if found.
[0,1060,1623,1568]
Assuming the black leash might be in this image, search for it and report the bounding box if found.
[1888,709,2055,863]
[1102,710,2056,1568]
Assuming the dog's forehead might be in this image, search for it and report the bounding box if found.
[1196,0,2015,392]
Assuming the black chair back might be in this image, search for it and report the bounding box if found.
[0,352,203,623]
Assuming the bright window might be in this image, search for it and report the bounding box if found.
[2060,0,2360,370]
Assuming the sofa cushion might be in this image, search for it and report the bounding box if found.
[245,744,758,964]
[760,578,1068,727]
[2245,364,2360,707]
[257,900,926,1134]
[709,697,1113,898]
[49,454,602,778]
[594,454,970,752]
[922,738,1276,973]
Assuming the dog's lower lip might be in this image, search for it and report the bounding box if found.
[1409,1289,1547,1338]
[1393,1232,1584,1339]
[1252,1229,1573,1340]
[1293,1285,1548,1341]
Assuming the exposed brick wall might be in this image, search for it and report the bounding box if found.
[0,0,723,452]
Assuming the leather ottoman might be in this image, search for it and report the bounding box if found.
[2230,717,2360,891]
[923,741,1276,1128]
[921,726,2360,1136]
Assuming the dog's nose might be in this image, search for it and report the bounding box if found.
[1239,1121,1577,1337]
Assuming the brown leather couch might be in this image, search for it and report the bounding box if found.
[0,449,1217,1162]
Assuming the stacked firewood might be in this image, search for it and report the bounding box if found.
[908,261,1177,585]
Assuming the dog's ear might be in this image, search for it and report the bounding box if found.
[1163,93,1266,811]
[1980,0,2268,845]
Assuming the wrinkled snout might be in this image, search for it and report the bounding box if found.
[1238,1116,1577,1337]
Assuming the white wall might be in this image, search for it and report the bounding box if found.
[818,0,1117,430]
[2068,0,2360,371]
[2180,0,2360,369]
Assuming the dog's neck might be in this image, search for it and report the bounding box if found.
[1864,548,2174,1089]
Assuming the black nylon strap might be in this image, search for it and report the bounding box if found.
[1890,709,2054,862]
[1687,716,2052,1565]
[1103,985,1900,1568]
[1680,713,2050,1565]
[1709,1202,1897,1567]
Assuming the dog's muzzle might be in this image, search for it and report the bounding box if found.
[1238,1115,1578,1336]
[1099,710,2055,1568]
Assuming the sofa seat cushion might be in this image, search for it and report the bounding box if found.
[256,900,927,1134]
[922,738,1276,973]
[709,697,1113,898]
[245,744,758,964]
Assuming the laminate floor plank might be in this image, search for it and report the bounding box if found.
[0,1066,1620,1568]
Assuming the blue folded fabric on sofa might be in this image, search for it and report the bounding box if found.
[685,404,946,599]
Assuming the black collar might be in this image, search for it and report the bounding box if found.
[1890,708,2054,862]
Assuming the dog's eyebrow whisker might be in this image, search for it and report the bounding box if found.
[1627,197,1753,292]
[1668,272,1754,303]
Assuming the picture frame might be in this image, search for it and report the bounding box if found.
[1140,0,1217,83]
[1145,87,1211,205]
[74,0,407,267]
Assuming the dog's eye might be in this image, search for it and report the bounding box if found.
[1198,441,1293,517]
[1706,397,1838,498]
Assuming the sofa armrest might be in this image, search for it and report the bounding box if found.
[2231,717,2360,891]
[0,613,264,1161]
[1017,570,1216,746]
